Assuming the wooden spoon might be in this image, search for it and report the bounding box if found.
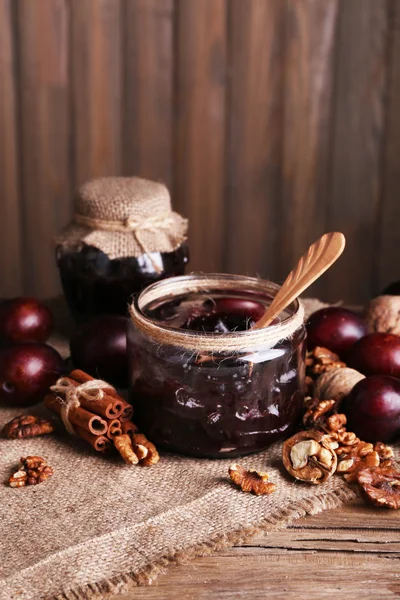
[252,232,346,330]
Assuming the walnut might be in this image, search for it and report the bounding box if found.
[357,465,400,509]
[8,470,28,488]
[113,434,139,465]
[8,456,54,488]
[325,413,347,432]
[303,398,337,429]
[132,433,160,466]
[301,397,391,485]
[335,430,359,447]
[2,415,54,439]
[334,440,394,483]
[366,295,400,335]
[374,442,394,461]
[282,430,337,484]
[113,431,159,466]
[229,464,276,495]
[302,398,348,440]
[313,367,365,402]
[334,437,364,458]
[337,450,380,483]
[306,347,346,379]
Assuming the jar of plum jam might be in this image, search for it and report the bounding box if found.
[128,274,306,458]
[55,177,189,322]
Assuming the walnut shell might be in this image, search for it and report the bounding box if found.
[282,430,337,484]
[366,295,400,335]
[313,367,365,402]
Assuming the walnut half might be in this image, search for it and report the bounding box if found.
[282,430,337,484]
[132,433,160,466]
[2,415,54,439]
[357,465,400,509]
[113,432,160,466]
[229,464,276,496]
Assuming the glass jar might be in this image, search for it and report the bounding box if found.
[127,274,306,458]
[55,176,189,322]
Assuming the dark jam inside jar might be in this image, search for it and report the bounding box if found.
[128,288,306,458]
[56,243,189,322]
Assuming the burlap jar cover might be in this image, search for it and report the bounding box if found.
[55,177,188,271]
[0,298,374,600]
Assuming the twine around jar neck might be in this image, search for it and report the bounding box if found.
[74,212,175,273]
[129,274,305,353]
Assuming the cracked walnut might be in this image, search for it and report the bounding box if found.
[2,415,54,439]
[229,464,276,496]
[8,456,54,488]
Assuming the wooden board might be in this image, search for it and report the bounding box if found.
[110,500,400,599]
[16,0,71,297]
[225,0,285,281]
[377,0,400,292]
[0,0,23,296]
[122,0,174,189]
[174,0,227,272]
[70,0,123,185]
[323,0,390,304]
[1,0,400,300]
[281,0,338,300]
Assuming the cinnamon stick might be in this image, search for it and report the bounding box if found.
[44,393,108,436]
[107,419,122,439]
[120,421,138,436]
[74,426,111,452]
[119,402,134,422]
[70,369,124,419]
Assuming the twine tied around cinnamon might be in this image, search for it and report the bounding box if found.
[50,377,114,435]
[74,212,175,273]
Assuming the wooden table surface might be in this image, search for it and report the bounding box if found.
[111,499,400,600]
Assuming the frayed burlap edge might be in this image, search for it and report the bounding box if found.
[48,485,358,600]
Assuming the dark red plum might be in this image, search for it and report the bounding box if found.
[0,297,53,343]
[70,315,128,387]
[0,343,62,406]
[306,307,367,357]
[347,333,400,378]
[342,375,400,442]
[184,298,267,333]
[213,298,265,322]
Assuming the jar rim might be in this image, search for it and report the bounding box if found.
[129,273,305,353]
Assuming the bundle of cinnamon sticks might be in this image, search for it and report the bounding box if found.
[44,369,159,466]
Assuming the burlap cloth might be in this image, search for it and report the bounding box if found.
[55,177,188,261]
[0,298,372,600]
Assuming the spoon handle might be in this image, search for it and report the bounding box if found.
[253,232,346,330]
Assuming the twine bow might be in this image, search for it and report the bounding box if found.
[74,212,175,273]
[50,377,113,435]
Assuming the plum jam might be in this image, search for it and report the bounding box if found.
[56,243,189,322]
[128,274,306,458]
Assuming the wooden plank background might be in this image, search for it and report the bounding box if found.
[1,0,400,304]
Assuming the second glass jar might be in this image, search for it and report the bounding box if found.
[128,274,306,458]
